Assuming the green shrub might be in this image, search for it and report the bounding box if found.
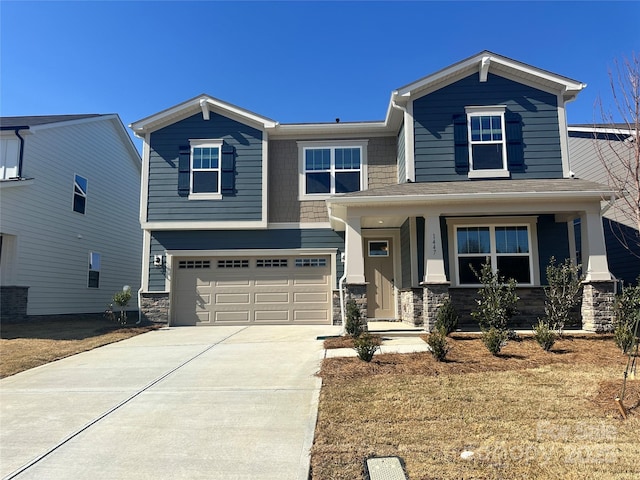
[470,262,519,332]
[543,257,583,335]
[481,327,508,356]
[426,329,449,361]
[613,281,640,354]
[345,299,364,338]
[533,320,557,352]
[353,333,380,362]
[434,298,458,335]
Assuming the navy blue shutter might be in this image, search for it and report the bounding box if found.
[505,112,524,171]
[453,114,469,173]
[221,143,235,194]
[178,146,190,197]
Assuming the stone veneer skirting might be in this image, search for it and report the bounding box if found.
[140,292,170,324]
[0,286,29,323]
[581,281,616,332]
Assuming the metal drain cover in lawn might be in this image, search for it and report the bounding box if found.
[365,456,408,480]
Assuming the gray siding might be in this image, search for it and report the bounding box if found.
[149,228,345,291]
[400,219,411,288]
[397,121,406,183]
[147,112,263,222]
[0,118,142,314]
[413,73,563,182]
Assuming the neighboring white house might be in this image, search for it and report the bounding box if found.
[568,125,640,285]
[0,114,142,319]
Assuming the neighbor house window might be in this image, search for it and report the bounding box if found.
[298,140,368,199]
[88,252,101,288]
[0,138,20,180]
[190,140,222,199]
[452,220,536,286]
[466,106,508,178]
[73,174,88,214]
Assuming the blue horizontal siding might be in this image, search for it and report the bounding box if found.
[413,73,563,182]
[147,112,263,222]
[148,229,345,291]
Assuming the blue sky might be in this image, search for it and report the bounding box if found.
[1,1,638,151]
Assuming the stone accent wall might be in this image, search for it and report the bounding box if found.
[0,286,29,323]
[140,292,170,324]
[423,284,450,332]
[400,288,424,326]
[581,281,615,332]
[449,287,550,330]
[344,283,368,331]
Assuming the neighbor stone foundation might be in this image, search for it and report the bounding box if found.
[581,281,615,332]
[140,292,170,324]
[0,286,29,323]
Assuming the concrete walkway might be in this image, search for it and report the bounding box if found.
[0,325,341,480]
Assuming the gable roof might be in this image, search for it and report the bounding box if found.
[0,114,141,171]
[130,94,278,136]
[0,114,104,129]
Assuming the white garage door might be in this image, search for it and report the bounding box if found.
[172,256,332,325]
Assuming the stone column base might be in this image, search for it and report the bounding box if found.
[581,281,615,332]
[422,283,450,332]
[344,283,368,332]
[400,288,424,326]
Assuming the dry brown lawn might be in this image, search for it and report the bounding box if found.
[0,318,161,378]
[312,334,640,480]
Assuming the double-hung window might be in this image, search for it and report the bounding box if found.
[190,140,222,199]
[298,140,368,199]
[73,174,88,214]
[0,138,20,180]
[466,106,508,178]
[450,218,537,286]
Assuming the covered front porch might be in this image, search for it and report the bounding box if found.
[327,179,617,332]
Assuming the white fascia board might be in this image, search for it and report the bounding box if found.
[141,220,268,230]
[268,222,332,229]
[327,190,616,208]
[393,51,586,101]
[130,94,278,135]
[270,121,392,139]
[568,126,635,137]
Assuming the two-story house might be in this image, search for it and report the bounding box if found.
[131,52,616,332]
[0,115,142,320]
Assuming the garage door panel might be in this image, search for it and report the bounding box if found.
[254,278,290,286]
[173,255,332,326]
[254,292,289,303]
[294,292,328,303]
[215,293,251,304]
[254,310,290,322]
[215,311,250,322]
[293,310,328,321]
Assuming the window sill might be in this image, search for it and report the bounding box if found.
[188,193,223,201]
[468,169,510,179]
[299,194,332,201]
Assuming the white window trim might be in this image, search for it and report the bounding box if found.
[73,173,88,214]
[447,216,539,287]
[0,137,20,180]
[297,139,368,201]
[189,139,223,200]
[368,240,389,257]
[465,106,509,179]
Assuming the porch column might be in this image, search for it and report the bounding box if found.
[345,216,366,283]
[580,209,612,282]
[422,214,448,284]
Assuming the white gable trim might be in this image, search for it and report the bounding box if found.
[130,94,278,135]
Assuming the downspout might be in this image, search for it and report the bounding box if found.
[136,287,143,325]
[391,100,407,114]
[600,194,616,216]
[15,128,26,178]
[328,205,348,334]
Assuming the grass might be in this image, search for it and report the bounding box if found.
[0,317,161,378]
[311,334,640,479]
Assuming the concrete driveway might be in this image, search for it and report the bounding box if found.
[0,325,340,480]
